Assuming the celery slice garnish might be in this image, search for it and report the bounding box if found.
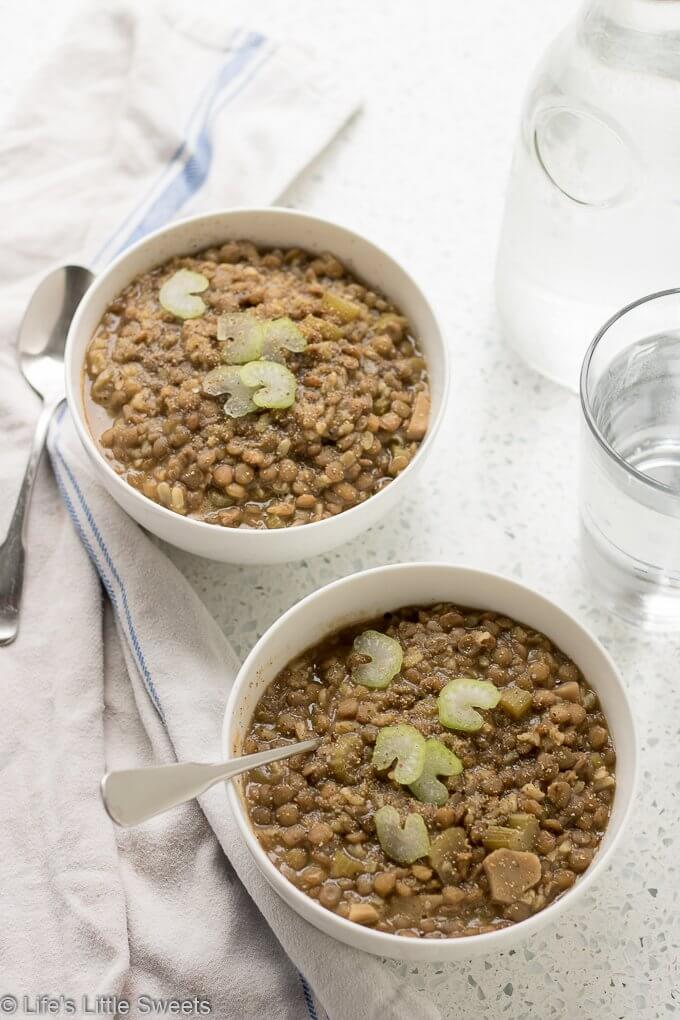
[239,360,297,410]
[351,630,403,689]
[438,678,501,732]
[408,738,463,805]
[159,269,209,320]
[202,365,257,418]
[262,317,307,362]
[374,805,431,865]
[218,312,264,364]
[372,724,426,784]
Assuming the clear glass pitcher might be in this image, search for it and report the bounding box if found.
[495,0,680,390]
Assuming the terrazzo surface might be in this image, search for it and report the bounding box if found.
[4,1,679,1017]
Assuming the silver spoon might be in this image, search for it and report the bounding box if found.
[101,737,322,827]
[0,265,94,646]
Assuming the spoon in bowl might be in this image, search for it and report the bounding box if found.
[0,264,94,646]
[101,737,322,827]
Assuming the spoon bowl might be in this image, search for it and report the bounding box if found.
[0,264,93,646]
[19,265,94,400]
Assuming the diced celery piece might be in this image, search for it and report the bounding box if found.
[438,678,501,732]
[483,825,523,852]
[375,805,430,865]
[262,317,307,361]
[352,630,403,689]
[321,290,362,322]
[372,724,426,784]
[371,312,406,335]
[429,827,468,884]
[202,365,256,418]
[408,738,463,805]
[313,317,343,340]
[499,686,533,720]
[239,360,297,409]
[331,850,377,877]
[217,312,264,364]
[330,733,364,784]
[508,813,539,851]
[159,269,209,319]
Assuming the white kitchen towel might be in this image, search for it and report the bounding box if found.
[0,3,440,1019]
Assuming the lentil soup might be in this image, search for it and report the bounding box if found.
[242,603,616,939]
[84,241,430,529]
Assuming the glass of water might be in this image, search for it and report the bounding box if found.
[580,288,680,630]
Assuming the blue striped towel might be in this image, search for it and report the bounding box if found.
[0,3,438,1019]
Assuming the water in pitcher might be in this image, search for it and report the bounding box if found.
[496,0,680,390]
[580,330,680,628]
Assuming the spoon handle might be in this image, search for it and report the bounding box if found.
[100,738,321,827]
[0,398,62,647]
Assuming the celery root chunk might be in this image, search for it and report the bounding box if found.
[429,826,468,884]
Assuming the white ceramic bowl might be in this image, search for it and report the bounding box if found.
[65,208,448,564]
[223,562,638,961]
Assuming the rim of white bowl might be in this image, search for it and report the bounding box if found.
[65,207,449,544]
[223,562,639,955]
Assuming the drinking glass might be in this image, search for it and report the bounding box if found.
[580,289,680,630]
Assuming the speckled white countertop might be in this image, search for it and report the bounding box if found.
[3,1,679,1017]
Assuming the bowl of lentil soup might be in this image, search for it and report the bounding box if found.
[224,563,637,961]
[65,209,447,563]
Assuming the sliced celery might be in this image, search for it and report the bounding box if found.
[372,312,404,334]
[499,686,533,720]
[438,678,501,732]
[240,360,297,409]
[483,815,539,854]
[218,312,264,364]
[408,738,463,805]
[321,290,361,322]
[262,317,307,362]
[202,365,256,418]
[482,825,523,852]
[374,805,430,865]
[159,269,208,319]
[351,630,403,689]
[508,813,539,851]
[331,850,376,877]
[372,724,425,784]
